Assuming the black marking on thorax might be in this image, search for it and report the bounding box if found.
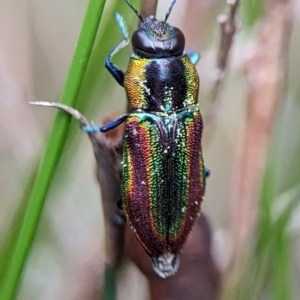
[144,58,187,111]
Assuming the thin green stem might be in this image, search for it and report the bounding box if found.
[0,0,106,299]
[103,265,117,300]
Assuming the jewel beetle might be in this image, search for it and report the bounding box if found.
[85,0,207,278]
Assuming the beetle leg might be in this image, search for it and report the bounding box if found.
[105,13,129,87]
[100,114,129,132]
[81,125,101,133]
[205,167,211,177]
[186,50,201,65]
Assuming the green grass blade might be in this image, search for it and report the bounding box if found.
[241,0,264,29]
[103,265,117,300]
[0,1,107,299]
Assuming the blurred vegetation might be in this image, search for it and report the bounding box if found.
[241,0,264,28]
[0,1,107,299]
[0,0,299,299]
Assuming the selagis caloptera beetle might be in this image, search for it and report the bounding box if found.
[32,0,208,279]
[98,0,207,278]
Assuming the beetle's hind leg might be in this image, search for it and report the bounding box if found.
[105,13,129,87]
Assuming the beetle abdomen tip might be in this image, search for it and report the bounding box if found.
[150,253,180,279]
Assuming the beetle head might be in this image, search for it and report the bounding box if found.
[124,0,185,58]
[132,16,185,58]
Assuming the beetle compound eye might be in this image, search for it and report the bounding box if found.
[170,27,185,54]
[132,29,156,54]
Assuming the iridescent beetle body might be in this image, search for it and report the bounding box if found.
[97,0,206,278]
[124,54,199,111]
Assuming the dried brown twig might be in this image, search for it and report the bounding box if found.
[215,0,240,74]
[204,0,240,141]
[30,102,125,267]
[231,0,293,256]
[140,0,158,19]
[224,0,294,294]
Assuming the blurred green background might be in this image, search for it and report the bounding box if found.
[0,0,300,299]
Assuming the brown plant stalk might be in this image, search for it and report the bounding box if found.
[204,0,240,142]
[140,0,158,19]
[226,0,294,292]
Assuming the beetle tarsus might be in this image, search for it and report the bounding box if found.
[105,13,129,87]
[81,125,100,133]
[186,50,201,65]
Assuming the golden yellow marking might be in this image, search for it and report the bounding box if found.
[124,58,151,110]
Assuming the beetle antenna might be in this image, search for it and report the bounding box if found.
[165,0,178,22]
[123,0,144,23]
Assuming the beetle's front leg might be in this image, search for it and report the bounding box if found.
[105,60,125,87]
[105,13,129,87]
